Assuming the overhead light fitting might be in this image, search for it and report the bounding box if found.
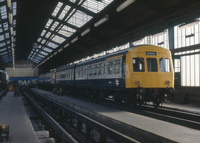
[81,28,90,36]
[64,43,69,48]
[94,15,109,27]
[116,0,136,12]
[71,36,78,43]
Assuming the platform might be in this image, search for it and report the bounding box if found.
[0,92,38,143]
[33,88,200,143]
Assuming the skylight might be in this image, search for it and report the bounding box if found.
[30,0,114,66]
[68,10,92,28]
[81,0,113,13]
[0,0,17,65]
[58,25,76,37]
[58,5,71,20]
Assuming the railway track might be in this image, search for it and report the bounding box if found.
[23,90,140,143]
[29,88,200,142]
[135,105,200,130]
[61,92,200,131]
[95,99,200,130]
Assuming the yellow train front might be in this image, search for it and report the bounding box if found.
[125,45,174,107]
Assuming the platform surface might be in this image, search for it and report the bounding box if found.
[0,92,38,143]
[33,88,200,143]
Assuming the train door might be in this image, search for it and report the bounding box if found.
[173,55,181,88]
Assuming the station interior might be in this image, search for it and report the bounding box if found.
[0,0,200,143]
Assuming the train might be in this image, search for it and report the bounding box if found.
[0,70,9,91]
[39,45,175,107]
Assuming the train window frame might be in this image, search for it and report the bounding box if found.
[147,58,158,72]
[114,59,121,74]
[159,58,171,72]
[132,57,145,72]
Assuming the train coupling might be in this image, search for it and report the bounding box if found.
[0,124,9,141]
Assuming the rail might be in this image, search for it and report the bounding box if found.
[23,90,139,143]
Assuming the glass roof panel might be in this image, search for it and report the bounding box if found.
[13,2,17,16]
[58,5,71,20]
[70,0,77,3]
[28,0,114,64]
[43,47,52,53]
[0,35,4,41]
[6,40,10,44]
[40,30,46,37]
[50,21,59,31]
[45,32,51,38]
[45,19,53,29]
[51,35,65,44]
[47,42,58,49]
[5,32,9,38]
[0,42,6,47]
[32,59,40,63]
[52,2,63,17]
[40,51,48,56]
[38,45,42,49]
[37,54,46,58]
[81,0,113,13]
[0,5,7,19]
[37,37,42,42]
[3,22,8,31]
[58,25,76,37]
[41,39,46,44]
[0,47,6,52]
[0,51,7,55]
[68,10,92,28]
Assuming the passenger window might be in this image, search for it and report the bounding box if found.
[114,59,120,74]
[97,64,102,75]
[133,58,145,72]
[107,62,111,74]
[147,58,158,72]
[160,58,171,72]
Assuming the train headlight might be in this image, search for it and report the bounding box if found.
[166,81,170,86]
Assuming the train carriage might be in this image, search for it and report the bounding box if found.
[56,65,75,93]
[39,45,174,107]
[75,49,127,91]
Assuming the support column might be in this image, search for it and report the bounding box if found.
[168,27,174,50]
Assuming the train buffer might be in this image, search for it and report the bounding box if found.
[0,124,9,141]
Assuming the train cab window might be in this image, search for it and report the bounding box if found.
[133,58,145,72]
[147,58,158,72]
[159,58,171,72]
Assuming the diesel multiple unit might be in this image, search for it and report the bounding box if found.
[39,45,175,107]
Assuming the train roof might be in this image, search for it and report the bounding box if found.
[75,44,165,66]
[76,47,133,67]
[45,45,168,73]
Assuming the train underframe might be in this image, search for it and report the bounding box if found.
[62,85,175,108]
